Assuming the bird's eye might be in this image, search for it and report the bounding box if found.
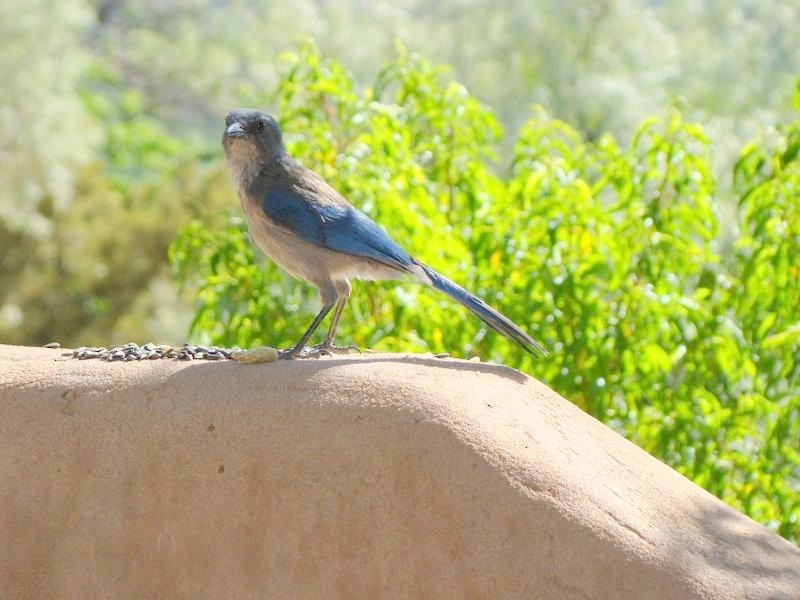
[255,120,266,132]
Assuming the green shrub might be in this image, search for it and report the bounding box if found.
[170,44,799,543]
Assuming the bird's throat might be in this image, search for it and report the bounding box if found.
[223,140,265,194]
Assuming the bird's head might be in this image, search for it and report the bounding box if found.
[222,109,285,182]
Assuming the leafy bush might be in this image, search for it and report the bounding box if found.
[170,44,799,543]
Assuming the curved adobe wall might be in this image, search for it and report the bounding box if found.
[1,345,798,599]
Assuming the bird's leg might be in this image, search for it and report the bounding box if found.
[312,300,359,355]
[312,281,360,355]
[279,303,334,359]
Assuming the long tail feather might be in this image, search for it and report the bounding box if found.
[420,264,547,356]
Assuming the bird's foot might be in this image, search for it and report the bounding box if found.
[278,346,322,360]
[310,341,361,356]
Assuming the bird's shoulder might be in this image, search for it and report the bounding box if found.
[255,156,355,242]
[266,154,351,210]
[256,156,414,270]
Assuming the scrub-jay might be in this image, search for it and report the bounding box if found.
[222,108,546,359]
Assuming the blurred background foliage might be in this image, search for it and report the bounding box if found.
[0,1,798,543]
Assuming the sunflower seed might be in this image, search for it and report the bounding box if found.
[66,342,268,363]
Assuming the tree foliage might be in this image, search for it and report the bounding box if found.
[171,44,800,543]
[3,0,798,344]
[0,0,797,547]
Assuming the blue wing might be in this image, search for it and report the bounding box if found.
[262,189,415,272]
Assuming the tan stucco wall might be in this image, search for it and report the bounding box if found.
[1,344,798,599]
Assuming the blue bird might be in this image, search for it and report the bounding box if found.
[222,109,546,359]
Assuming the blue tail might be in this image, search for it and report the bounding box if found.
[420,264,547,356]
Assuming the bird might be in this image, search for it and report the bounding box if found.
[221,108,546,359]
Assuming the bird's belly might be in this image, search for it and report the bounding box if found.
[242,207,322,279]
[241,198,403,286]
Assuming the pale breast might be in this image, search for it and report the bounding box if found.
[238,192,413,287]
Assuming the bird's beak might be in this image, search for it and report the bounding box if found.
[225,122,246,137]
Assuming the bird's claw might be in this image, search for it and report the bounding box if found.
[278,343,360,360]
[311,342,361,356]
[278,346,322,360]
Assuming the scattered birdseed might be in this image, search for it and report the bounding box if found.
[67,342,249,362]
[58,342,447,363]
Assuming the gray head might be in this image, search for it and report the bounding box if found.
[222,109,285,185]
[222,108,285,157]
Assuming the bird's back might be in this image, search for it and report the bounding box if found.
[243,154,426,284]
